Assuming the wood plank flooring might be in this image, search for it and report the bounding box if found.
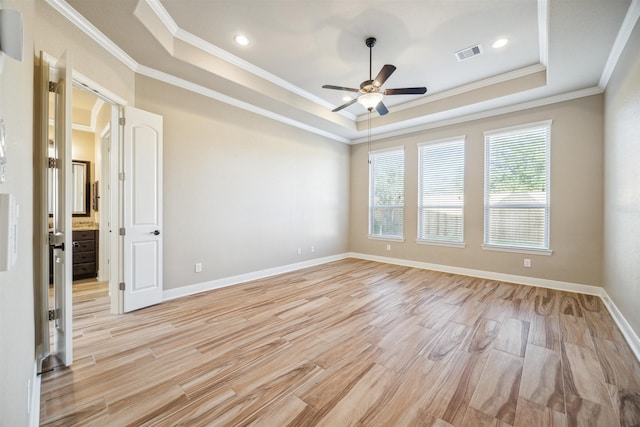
[39,259,640,426]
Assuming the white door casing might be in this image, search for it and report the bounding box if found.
[52,51,74,365]
[122,106,163,312]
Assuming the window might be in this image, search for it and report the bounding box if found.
[369,147,404,239]
[484,121,551,251]
[418,137,465,245]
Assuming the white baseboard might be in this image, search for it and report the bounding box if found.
[30,362,41,427]
[600,289,640,362]
[163,253,350,301]
[349,252,640,361]
[348,252,603,295]
[162,251,640,362]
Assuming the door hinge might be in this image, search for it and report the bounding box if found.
[48,309,58,321]
[119,228,126,236]
[48,157,58,168]
[119,117,126,126]
[48,81,58,93]
[119,282,125,291]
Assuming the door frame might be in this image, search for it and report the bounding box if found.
[36,52,166,367]
[42,52,128,318]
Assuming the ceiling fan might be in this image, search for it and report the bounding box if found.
[322,37,427,116]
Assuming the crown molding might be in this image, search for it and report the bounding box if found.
[599,0,640,89]
[44,0,139,72]
[47,0,633,146]
[142,0,356,121]
[351,86,603,144]
[537,0,549,67]
[359,63,547,120]
[136,64,350,144]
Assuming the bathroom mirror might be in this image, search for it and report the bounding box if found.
[71,160,90,216]
[49,159,90,217]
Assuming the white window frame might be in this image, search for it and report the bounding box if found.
[417,136,466,247]
[368,146,405,241]
[483,120,552,255]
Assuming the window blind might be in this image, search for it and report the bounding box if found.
[418,138,465,243]
[369,148,404,238]
[484,122,550,250]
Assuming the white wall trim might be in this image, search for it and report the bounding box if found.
[30,362,41,427]
[160,251,640,362]
[44,0,139,71]
[135,64,350,144]
[599,0,640,89]
[50,0,627,147]
[351,86,603,145]
[381,64,547,117]
[349,252,640,361]
[162,253,350,301]
[600,289,640,362]
[348,252,602,295]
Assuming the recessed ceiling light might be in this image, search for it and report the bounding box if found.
[234,34,249,46]
[492,38,509,49]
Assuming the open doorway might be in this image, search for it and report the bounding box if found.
[35,52,164,371]
[35,51,123,371]
[44,83,116,366]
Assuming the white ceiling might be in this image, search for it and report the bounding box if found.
[59,0,636,143]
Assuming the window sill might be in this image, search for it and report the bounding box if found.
[368,235,405,243]
[416,239,466,249]
[481,244,552,256]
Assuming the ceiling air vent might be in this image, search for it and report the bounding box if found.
[455,44,483,61]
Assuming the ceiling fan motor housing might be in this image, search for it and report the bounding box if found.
[360,80,378,93]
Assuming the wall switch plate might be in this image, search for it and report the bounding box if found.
[0,193,17,271]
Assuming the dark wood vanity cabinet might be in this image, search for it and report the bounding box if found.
[72,230,98,280]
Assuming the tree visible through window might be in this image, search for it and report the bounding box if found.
[484,121,551,250]
[369,148,404,238]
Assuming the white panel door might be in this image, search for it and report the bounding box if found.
[52,51,74,365]
[123,106,163,312]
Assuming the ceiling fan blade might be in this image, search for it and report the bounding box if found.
[322,84,359,92]
[332,97,359,112]
[373,64,396,87]
[375,101,389,116]
[384,87,427,95]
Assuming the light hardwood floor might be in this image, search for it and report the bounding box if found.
[40,259,640,426]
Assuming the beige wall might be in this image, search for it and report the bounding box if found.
[603,20,640,335]
[0,1,35,425]
[134,75,351,290]
[350,95,604,287]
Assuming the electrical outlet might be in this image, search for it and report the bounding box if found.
[386,244,391,251]
[311,246,315,253]
[297,248,302,255]
[524,259,531,268]
[195,262,202,273]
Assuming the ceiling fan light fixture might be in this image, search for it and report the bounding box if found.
[358,92,384,111]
